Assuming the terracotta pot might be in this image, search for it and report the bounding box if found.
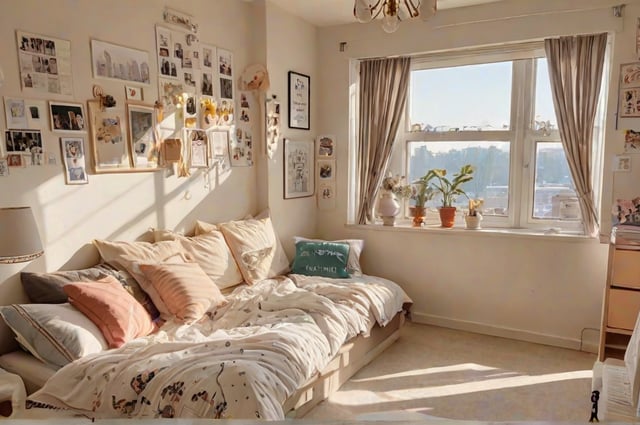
[438,206,457,228]
[409,206,426,227]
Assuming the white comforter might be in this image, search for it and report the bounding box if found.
[26,274,409,420]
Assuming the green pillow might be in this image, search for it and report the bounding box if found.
[291,241,350,278]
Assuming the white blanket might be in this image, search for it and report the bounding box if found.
[26,275,409,420]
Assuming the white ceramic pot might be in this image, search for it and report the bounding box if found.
[378,191,400,226]
[465,214,482,230]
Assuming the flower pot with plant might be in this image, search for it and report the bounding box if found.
[464,198,484,229]
[408,176,435,227]
[423,164,475,228]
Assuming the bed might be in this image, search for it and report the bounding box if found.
[0,214,410,420]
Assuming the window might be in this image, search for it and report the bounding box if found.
[400,48,608,232]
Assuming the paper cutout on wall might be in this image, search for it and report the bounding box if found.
[239,64,269,92]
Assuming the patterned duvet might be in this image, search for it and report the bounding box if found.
[25,274,409,420]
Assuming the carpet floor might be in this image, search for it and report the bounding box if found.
[304,321,597,422]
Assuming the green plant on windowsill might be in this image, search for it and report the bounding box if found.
[422,164,475,207]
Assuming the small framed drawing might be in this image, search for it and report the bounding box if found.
[125,86,143,101]
[186,128,208,168]
[288,71,310,130]
[284,138,314,199]
[60,137,88,184]
[613,154,632,172]
[126,102,159,169]
[49,101,86,132]
[87,99,130,172]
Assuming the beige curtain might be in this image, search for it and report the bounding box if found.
[356,57,411,224]
[545,33,607,237]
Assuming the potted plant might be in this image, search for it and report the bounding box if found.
[423,164,475,228]
[465,198,484,229]
[408,177,435,227]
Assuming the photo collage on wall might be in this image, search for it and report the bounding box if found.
[16,30,73,95]
[155,23,240,170]
[316,135,336,210]
[230,91,254,167]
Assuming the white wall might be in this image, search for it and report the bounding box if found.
[0,0,318,349]
[315,0,638,350]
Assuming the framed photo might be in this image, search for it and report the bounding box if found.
[60,137,88,185]
[186,129,208,168]
[613,155,632,172]
[7,154,24,168]
[87,99,129,172]
[5,130,42,154]
[127,102,158,169]
[125,85,143,101]
[284,138,314,199]
[318,159,335,181]
[91,39,151,85]
[49,101,86,132]
[316,134,335,158]
[288,71,310,130]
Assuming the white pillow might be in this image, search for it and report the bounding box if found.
[293,236,364,276]
[220,216,289,284]
[0,303,108,367]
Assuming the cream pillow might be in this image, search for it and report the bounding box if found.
[154,229,243,290]
[138,262,228,323]
[219,216,289,284]
[194,220,218,235]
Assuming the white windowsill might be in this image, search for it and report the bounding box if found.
[346,220,597,243]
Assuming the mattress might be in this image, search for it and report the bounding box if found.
[0,351,57,394]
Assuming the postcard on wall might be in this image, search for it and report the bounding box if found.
[625,129,640,152]
[16,30,73,96]
[91,39,150,85]
[4,97,28,128]
[60,136,88,185]
[316,135,335,158]
[5,129,42,154]
[619,87,640,118]
[318,159,335,181]
[317,181,336,210]
[24,99,47,129]
[218,48,234,100]
[228,126,251,167]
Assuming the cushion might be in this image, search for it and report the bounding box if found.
[219,216,290,284]
[194,219,218,235]
[93,238,186,317]
[126,252,190,320]
[0,303,108,367]
[154,229,243,289]
[63,276,157,348]
[137,262,228,323]
[291,241,351,278]
[293,236,364,276]
[20,264,126,304]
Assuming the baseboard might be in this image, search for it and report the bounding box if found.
[412,311,598,353]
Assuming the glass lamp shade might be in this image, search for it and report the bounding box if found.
[381,14,400,33]
[354,0,375,23]
[0,207,44,263]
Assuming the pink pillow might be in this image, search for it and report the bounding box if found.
[63,276,156,348]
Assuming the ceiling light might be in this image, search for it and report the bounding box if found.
[354,0,434,33]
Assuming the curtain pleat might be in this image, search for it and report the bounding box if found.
[544,33,607,237]
[356,57,411,224]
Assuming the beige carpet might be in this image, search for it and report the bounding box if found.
[304,321,597,422]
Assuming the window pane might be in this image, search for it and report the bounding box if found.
[410,62,512,131]
[533,142,580,220]
[407,141,510,215]
[534,58,557,130]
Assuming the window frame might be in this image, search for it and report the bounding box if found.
[399,45,593,233]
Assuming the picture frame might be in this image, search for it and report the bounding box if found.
[209,129,229,158]
[288,71,310,130]
[613,154,632,172]
[316,134,335,158]
[186,128,208,168]
[91,39,151,85]
[49,101,86,132]
[284,138,314,199]
[87,99,130,172]
[126,102,159,169]
[4,97,27,128]
[125,85,143,101]
[60,137,88,185]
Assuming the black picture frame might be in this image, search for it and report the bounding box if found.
[288,71,310,130]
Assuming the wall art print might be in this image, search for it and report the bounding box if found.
[16,30,73,95]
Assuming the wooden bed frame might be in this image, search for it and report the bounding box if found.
[283,312,405,417]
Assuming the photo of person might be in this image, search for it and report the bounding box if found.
[218,49,232,76]
[220,77,233,99]
[184,72,195,87]
[202,73,213,96]
[50,102,85,132]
